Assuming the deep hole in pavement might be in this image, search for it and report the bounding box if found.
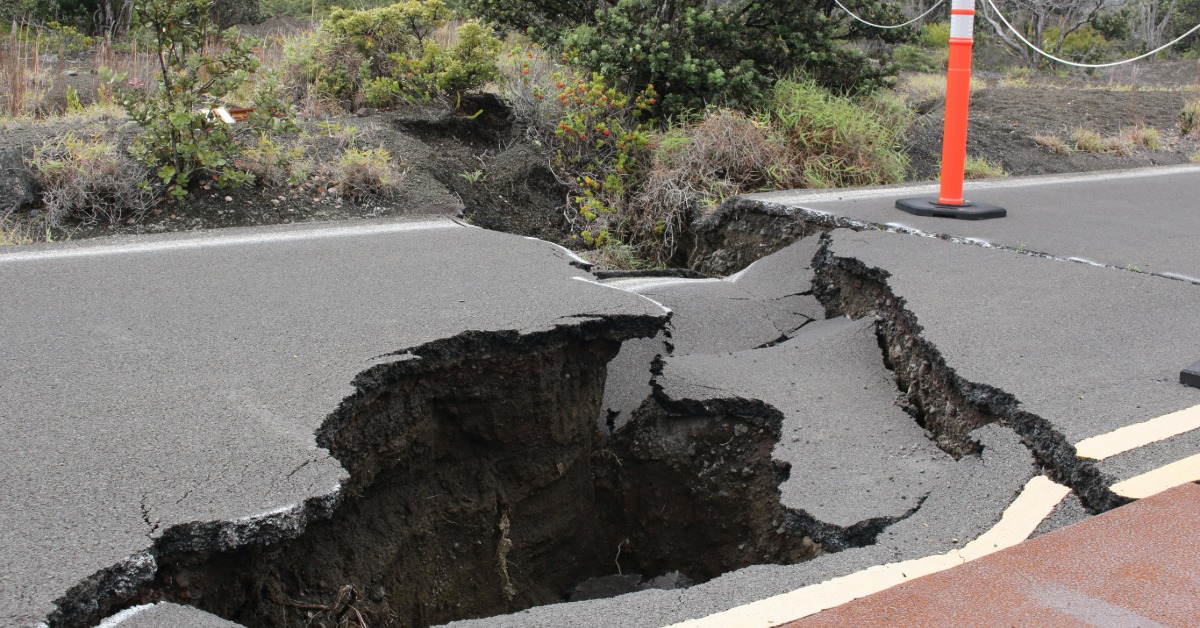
[56,318,818,628]
[46,228,1129,628]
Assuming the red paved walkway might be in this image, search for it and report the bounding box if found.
[788,482,1200,627]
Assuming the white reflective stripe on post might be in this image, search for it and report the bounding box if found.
[950,13,974,38]
[950,0,976,40]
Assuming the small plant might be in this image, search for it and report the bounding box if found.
[30,133,152,225]
[1124,264,1141,273]
[1180,98,1200,136]
[962,156,1008,179]
[1032,134,1071,154]
[458,169,485,184]
[335,147,405,201]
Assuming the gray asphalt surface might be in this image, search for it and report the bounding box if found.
[0,218,666,627]
[658,318,953,529]
[745,164,1200,281]
[9,165,1200,628]
[825,228,1200,449]
[597,241,826,432]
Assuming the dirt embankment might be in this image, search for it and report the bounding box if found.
[905,78,1200,181]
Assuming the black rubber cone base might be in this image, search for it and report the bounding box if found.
[1182,360,1200,389]
[896,197,1007,220]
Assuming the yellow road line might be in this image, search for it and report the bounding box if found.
[667,476,1070,628]
[1074,404,1200,461]
[1110,453,1200,499]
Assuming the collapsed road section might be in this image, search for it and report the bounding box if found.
[7,187,1200,628]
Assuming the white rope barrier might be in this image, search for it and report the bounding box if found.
[831,0,946,30]
[982,0,1200,69]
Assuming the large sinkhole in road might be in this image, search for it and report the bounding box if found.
[143,325,818,628]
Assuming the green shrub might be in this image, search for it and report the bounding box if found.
[471,0,898,117]
[760,79,908,189]
[118,0,298,200]
[31,133,151,225]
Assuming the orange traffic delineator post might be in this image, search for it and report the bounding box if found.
[897,0,1007,220]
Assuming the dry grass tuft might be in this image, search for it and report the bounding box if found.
[30,133,151,225]
[1032,133,1072,154]
[1122,125,1162,150]
[1070,127,1128,154]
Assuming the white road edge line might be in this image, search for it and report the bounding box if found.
[0,220,461,263]
[571,276,673,314]
[667,475,1070,628]
[1074,404,1200,461]
[1110,453,1200,499]
[96,603,155,627]
[742,164,1200,204]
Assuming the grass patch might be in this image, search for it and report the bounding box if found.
[763,79,909,189]
[962,156,1008,179]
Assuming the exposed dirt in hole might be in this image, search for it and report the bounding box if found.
[811,235,1128,514]
[54,316,820,628]
[603,393,821,580]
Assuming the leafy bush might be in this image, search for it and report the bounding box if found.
[335,147,405,200]
[761,79,909,189]
[118,0,298,200]
[30,133,151,225]
[472,0,900,117]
